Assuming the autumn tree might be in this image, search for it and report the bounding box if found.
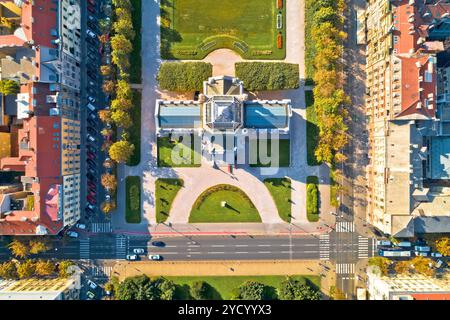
[394,261,411,275]
[103,80,116,94]
[98,109,113,124]
[101,201,117,214]
[435,237,449,256]
[35,260,55,276]
[0,261,18,280]
[101,173,117,191]
[411,256,435,276]
[58,260,75,278]
[100,65,113,77]
[0,79,20,120]
[368,257,391,276]
[112,109,133,128]
[29,240,50,255]
[17,260,36,279]
[8,240,29,258]
[109,140,134,163]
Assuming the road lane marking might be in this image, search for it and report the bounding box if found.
[235,251,248,254]
[208,252,225,254]
[211,245,225,247]
[257,251,271,254]
[257,244,271,247]
[235,245,248,247]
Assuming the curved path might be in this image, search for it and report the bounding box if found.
[167,167,283,224]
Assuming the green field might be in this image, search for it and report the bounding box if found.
[157,135,201,167]
[189,185,261,223]
[250,139,290,167]
[167,275,320,300]
[264,178,291,223]
[155,178,183,223]
[125,176,141,223]
[160,0,286,60]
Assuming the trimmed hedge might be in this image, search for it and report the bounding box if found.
[157,62,212,91]
[235,62,299,91]
[306,176,319,222]
[125,176,141,223]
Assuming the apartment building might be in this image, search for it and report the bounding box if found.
[365,0,450,236]
[0,0,81,235]
[367,271,450,300]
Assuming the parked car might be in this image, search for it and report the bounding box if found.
[149,254,162,261]
[86,173,98,183]
[67,231,79,238]
[76,223,86,230]
[133,248,145,254]
[87,195,96,205]
[87,134,96,143]
[88,96,96,103]
[415,251,429,257]
[397,241,412,248]
[431,252,443,258]
[87,103,96,112]
[86,291,95,300]
[87,5,96,14]
[414,246,431,252]
[87,152,96,160]
[88,14,96,22]
[436,260,444,268]
[126,254,138,261]
[87,280,98,290]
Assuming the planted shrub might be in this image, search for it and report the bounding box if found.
[235,62,299,91]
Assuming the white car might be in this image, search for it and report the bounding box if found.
[86,29,97,38]
[133,248,145,254]
[76,223,86,230]
[87,280,98,290]
[126,254,138,261]
[431,252,443,258]
[67,231,79,238]
[149,254,162,261]
[86,291,95,300]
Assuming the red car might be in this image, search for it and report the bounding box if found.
[87,195,96,205]
[87,152,96,160]
[87,5,95,13]
[88,0,95,5]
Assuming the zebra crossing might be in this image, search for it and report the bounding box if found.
[336,221,355,233]
[358,236,369,258]
[336,263,355,274]
[91,222,112,233]
[90,265,113,278]
[319,234,330,260]
[115,235,127,260]
[79,238,90,260]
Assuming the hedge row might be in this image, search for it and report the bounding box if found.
[306,176,319,222]
[157,62,212,92]
[235,62,299,91]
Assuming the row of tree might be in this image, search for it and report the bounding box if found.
[0,259,74,280]
[308,0,349,165]
[111,275,321,300]
[7,239,50,258]
[369,255,441,277]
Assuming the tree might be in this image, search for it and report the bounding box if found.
[35,260,55,276]
[111,98,132,111]
[154,277,176,300]
[112,109,133,128]
[330,286,346,300]
[100,65,113,77]
[278,277,321,300]
[29,240,50,255]
[103,80,116,94]
[113,17,135,39]
[394,261,411,275]
[411,256,435,276]
[103,158,115,169]
[111,34,132,55]
[112,0,132,10]
[368,257,391,276]
[0,79,20,120]
[17,260,36,279]
[116,80,133,100]
[8,240,29,258]
[190,281,212,300]
[0,261,18,280]
[101,173,117,191]
[109,140,135,163]
[58,260,75,278]
[98,109,112,124]
[101,201,116,214]
[435,237,450,256]
[232,281,268,300]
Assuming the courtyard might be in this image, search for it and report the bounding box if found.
[160,0,286,60]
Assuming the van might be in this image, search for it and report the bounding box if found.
[414,246,431,252]
[377,240,391,247]
[397,241,411,248]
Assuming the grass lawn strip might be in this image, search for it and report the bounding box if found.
[250,139,290,167]
[189,184,261,223]
[155,178,183,223]
[125,176,141,223]
[264,178,291,222]
[157,135,201,167]
[160,0,286,60]
[306,176,319,222]
[168,275,320,300]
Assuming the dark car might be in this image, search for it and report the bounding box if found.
[151,241,166,247]
[87,159,97,167]
[87,152,96,160]
[86,173,98,183]
[87,195,96,205]
[87,5,95,13]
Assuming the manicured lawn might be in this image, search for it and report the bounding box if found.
[126,90,141,166]
[167,275,321,300]
[157,135,201,167]
[250,139,290,167]
[306,90,321,166]
[155,178,183,223]
[330,166,340,208]
[125,176,141,223]
[189,185,261,223]
[306,176,319,222]
[160,0,286,60]
[264,178,291,223]
[130,0,142,83]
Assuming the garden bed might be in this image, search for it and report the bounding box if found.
[125,176,141,223]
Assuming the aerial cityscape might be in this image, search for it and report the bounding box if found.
[0,0,448,305]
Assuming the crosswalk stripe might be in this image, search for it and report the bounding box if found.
[91,265,113,277]
[336,221,355,233]
[336,263,355,274]
[319,234,330,260]
[80,238,90,260]
[91,222,112,233]
[115,235,127,260]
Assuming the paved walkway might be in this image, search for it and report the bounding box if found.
[112,0,334,235]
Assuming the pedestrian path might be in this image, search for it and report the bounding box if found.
[80,238,90,260]
[91,222,112,233]
[90,265,113,278]
[319,234,330,260]
[336,221,355,233]
[358,236,369,259]
[115,235,127,260]
[336,263,355,274]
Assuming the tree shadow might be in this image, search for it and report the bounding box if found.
[224,203,240,214]
[160,6,183,60]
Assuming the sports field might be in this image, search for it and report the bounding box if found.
[160,0,286,60]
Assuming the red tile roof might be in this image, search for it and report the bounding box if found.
[411,293,450,300]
